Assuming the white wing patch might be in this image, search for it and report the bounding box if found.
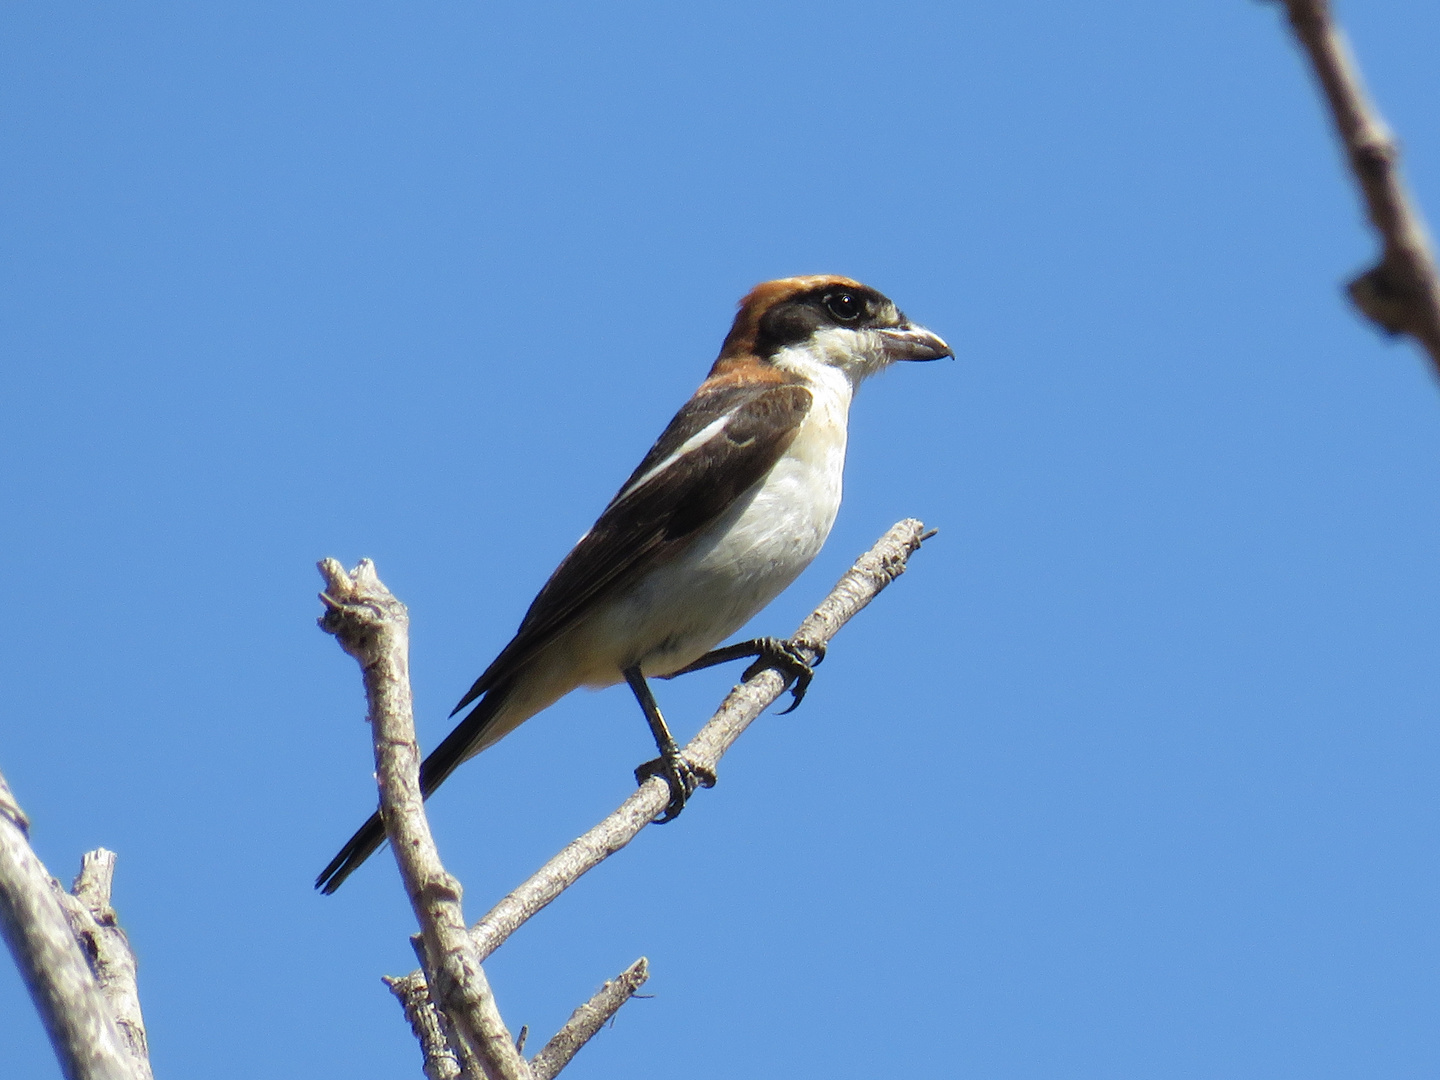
[616,412,732,501]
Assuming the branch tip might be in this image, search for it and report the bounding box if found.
[529,957,651,1080]
[71,849,117,917]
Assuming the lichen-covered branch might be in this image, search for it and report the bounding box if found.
[319,559,529,1080]
[1270,0,1440,371]
[0,770,139,1080]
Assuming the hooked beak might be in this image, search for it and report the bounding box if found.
[877,324,952,363]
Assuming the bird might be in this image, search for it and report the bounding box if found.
[316,275,949,893]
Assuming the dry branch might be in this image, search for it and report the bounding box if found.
[0,770,142,1080]
[57,851,153,1080]
[384,519,931,1054]
[529,958,650,1080]
[319,559,529,1080]
[1271,0,1440,371]
[324,519,929,1076]
[383,972,465,1080]
[468,518,930,961]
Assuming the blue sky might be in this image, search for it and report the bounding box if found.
[4,2,1440,1077]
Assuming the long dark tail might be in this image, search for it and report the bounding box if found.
[315,681,514,894]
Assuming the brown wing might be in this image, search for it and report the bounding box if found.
[450,381,813,715]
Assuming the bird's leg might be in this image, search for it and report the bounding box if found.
[660,637,827,714]
[624,665,715,823]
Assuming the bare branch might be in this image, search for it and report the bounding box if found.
[1271,0,1440,371]
[318,559,530,1080]
[0,769,138,1080]
[57,851,153,1080]
[466,518,931,963]
[529,958,649,1080]
[338,519,929,1075]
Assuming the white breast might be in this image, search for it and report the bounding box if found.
[593,365,854,679]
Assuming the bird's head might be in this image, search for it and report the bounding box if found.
[713,275,951,385]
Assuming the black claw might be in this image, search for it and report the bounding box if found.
[777,675,811,714]
[662,636,825,712]
[738,638,820,713]
[635,752,716,823]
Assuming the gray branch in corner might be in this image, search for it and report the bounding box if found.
[1271,0,1440,370]
[0,771,144,1080]
[529,958,651,1080]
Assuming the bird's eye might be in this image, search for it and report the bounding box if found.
[823,291,864,322]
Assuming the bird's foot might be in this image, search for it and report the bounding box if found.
[663,636,826,714]
[635,752,716,824]
[740,637,825,714]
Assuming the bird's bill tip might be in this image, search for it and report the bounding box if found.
[878,325,952,362]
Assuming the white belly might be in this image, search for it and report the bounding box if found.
[461,365,857,758]
[589,375,851,679]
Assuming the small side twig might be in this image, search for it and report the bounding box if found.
[383,973,464,1080]
[57,851,153,1080]
[409,934,487,1079]
[528,958,649,1080]
[319,559,529,1080]
[1270,0,1440,372]
[0,769,138,1080]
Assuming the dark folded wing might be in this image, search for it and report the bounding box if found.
[450,380,812,715]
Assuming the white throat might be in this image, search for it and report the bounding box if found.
[769,326,893,390]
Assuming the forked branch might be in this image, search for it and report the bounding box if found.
[57,851,153,1080]
[319,559,528,1080]
[375,518,931,1076]
[319,553,671,1078]
[0,771,150,1080]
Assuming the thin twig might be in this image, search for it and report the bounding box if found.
[529,958,650,1080]
[318,560,530,1080]
[0,769,138,1080]
[1270,0,1440,371]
